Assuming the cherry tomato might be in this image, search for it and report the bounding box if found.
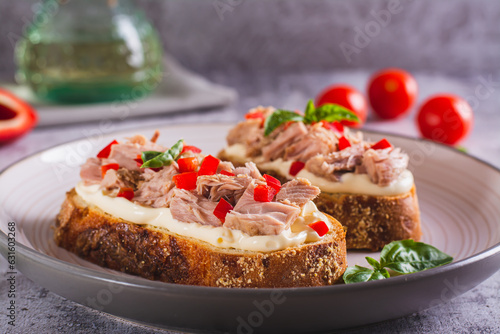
[0,88,38,144]
[315,85,368,128]
[416,95,473,145]
[368,68,418,119]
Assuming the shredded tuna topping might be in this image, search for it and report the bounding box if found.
[226,106,410,186]
[80,132,322,236]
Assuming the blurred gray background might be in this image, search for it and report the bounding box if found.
[0,0,499,81]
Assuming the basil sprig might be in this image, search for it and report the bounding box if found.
[263,110,305,136]
[263,99,359,136]
[343,240,453,284]
[140,139,184,168]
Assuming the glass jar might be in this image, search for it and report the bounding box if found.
[15,0,163,104]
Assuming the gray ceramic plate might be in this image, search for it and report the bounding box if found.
[1,124,499,333]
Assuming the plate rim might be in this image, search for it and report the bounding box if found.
[1,123,500,297]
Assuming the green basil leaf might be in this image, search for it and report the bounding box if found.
[141,139,184,168]
[263,109,304,136]
[380,239,453,274]
[168,138,184,160]
[343,265,390,284]
[141,151,163,162]
[304,99,316,123]
[313,103,360,123]
[365,256,381,270]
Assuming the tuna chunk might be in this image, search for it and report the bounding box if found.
[217,161,235,174]
[106,138,165,171]
[224,212,289,236]
[196,174,252,205]
[106,143,143,171]
[126,134,149,146]
[134,165,178,208]
[261,122,308,161]
[101,168,142,191]
[126,133,165,151]
[305,144,365,181]
[80,157,102,185]
[276,178,320,206]
[226,119,265,157]
[234,162,263,180]
[284,123,337,162]
[170,189,221,227]
[224,180,300,235]
[362,148,409,186]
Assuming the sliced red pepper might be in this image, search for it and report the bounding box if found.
[198,155,220,176]
[177,157,199,173]
[263,174,281,193]
[173,172,198,190]
[220,170,235,177]
[371,138,392,150]
[117,187,135,201]
[0,88,38,143]
[97,140,119,159]
[213,198,234,223]
[254,184,276,202]
[181,145,202,154]
[308,221,329,237]
[338,136,351,151]
[289,161,305,177]
[101,163,119,178]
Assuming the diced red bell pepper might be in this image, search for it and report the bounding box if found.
[177,157,198,173]
[181,145,202,154]
[263,174,281,193]
[213,198,234,223]
[371,138,392,150]
[254,184,276,202]
[220,170,235,177]
[97,140,119,159]
[173,172,198,190]
[289,161,305,177]
[117,187,135,201]
[308,221,329,237]
[321,120,344,135]
[245,111,266,127]
[245,111,265,120]
[101,163,119,178]
[338,136,351,151]
[134,155,143,168]
[198,155,220,176]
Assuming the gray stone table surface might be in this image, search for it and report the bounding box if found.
[0,70,499,333]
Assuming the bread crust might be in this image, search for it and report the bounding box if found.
[315,186,421,251]
[218,151,421,251]
[55,189,347,288]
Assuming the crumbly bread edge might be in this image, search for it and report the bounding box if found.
[54,189,347,288]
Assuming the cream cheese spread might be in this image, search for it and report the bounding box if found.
[224,143,414,196]
[75,182,333,253]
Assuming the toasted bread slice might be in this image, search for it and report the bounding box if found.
[55,189,347,288]
[218,151,421,251]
